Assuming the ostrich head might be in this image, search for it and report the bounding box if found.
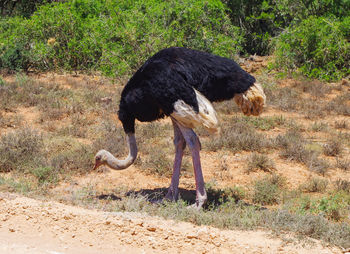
[93,150,109,170]
[92,134,138,171]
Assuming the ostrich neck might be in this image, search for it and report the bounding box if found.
[106,133,137,170]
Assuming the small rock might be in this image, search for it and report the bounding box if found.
[63,215,71,220]
[209,232,216,239]
[9,228,15,232]
[147,226,156,232]
[187,233,198,239]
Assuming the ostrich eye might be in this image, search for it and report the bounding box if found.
[96,156,101,161]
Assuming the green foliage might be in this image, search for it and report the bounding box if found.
[0,0,243,76]
[31,166,58,186]
[224,0,350,55]
[294,192,350,221]
[1,0,349,80]
[274,16,350,81]
[252,174,285,205]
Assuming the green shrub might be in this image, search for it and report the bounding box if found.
[224,0,350,55]
[252,175,285,205]
[0,0,243,76]
[31,166,58,186]
[274,16,350,81]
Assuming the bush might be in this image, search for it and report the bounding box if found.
[0,0,243,76]
[246,153,274,173]
[252,175,285,205]
[224,0,350,55]
[274,16,350,81]
[299,177,328,193]
[0,128,46,172]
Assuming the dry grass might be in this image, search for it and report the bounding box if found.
[0,74,349,249]
[323,137,343,157]
[246,153,275,173]
[299,177,328,193]
[205,121,267,152]
[336,158,350,171]
[0,127,45,172]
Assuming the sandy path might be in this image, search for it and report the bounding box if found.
[0,192,342,254]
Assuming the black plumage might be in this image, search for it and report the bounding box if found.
[118,47,255,133]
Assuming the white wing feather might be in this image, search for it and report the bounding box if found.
[171,89,219,133]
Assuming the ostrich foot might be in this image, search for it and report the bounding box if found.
[187,190,207,210]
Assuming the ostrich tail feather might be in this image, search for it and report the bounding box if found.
[234,83,266,116]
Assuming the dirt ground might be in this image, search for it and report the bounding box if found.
[0,192,344,254]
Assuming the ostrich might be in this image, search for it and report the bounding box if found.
[93,47,266,209]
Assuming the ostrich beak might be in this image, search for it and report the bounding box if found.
[93,157,102,170]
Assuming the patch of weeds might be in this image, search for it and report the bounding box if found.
[284,119,305,132]
[334,120,348,129]
[50,143,94,175]
[239,115,285,131]
[306,154,330,176]
[323,137,343,157]
[245,153,275,173]
[299,177,328,193]
[252,174,285,205]
[292,192,350,221]
[336,158,350,171]
[0,127,46,172]
[58,113,94,138]
[299,81,330,98]
[268,87,300,111]
[274,130,311,163]
[206,122,267,152]
[0,176,34,194]
[141,149,172,177]
[326,93,350,116]
[0,113,23,128]
[31,166,59,186]
[315,194,350,221]
[206,185,246,206]
[273,129,329,175]
[115,193,150,213]
[334,179,350,193]
[302,99,326,119]
[310,121,328,132]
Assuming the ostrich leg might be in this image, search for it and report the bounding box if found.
[164,119,186,201]
[176,123,207,209]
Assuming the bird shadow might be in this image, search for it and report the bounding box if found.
[96,187,266,211]
[126,187,196,204]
